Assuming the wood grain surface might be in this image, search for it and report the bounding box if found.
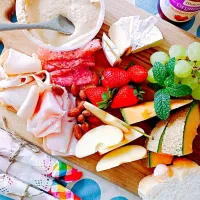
[0,0,200,195]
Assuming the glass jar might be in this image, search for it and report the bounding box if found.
[158,0,200,23]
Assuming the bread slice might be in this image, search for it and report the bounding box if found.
[138,158,200,200]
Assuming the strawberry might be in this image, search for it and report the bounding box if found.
[102,68,130,89]
[85,87,113,109]
[111,85,144,108]
[127,65,148,83]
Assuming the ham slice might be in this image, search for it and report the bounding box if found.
[0,49,42,75]
[0,82,35,111]
[43,89,77,156]
[17,85,40,119]
[27,90,65,138]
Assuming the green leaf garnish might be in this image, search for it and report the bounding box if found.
[149,58,193,120]
[165,57,176,75]
[153,62,167,86]
[167,84,192,97]
[154,89,170,120]
[164,74,174,87]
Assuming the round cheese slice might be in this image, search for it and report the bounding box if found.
[16,0,105,51]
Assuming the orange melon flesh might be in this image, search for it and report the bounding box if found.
[121,99,193,125]
[148,151,174,168]
[183,102,200,155]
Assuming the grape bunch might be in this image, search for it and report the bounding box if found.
[148,42,200,100]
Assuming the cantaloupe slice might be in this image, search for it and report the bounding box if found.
[147,102,200,156]
[146,151,174,168]
[121,99,193,125]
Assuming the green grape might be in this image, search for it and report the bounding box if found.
[174,76,182,84]
[192,85,200,100]
[188,60,195,67]
[150,51,170,65]
[196,61,200,67]
[174,60,192,78]
[147,68,157,83]
[169,45,187,60]
[181,75,198,90]
[187,42,200,61]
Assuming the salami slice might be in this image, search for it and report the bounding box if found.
[43,56,95,72]
[51,67,93,87]
[38,39,101,62]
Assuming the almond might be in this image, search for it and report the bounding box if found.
[71,84,80,97]
[79,90,87,101]
[81,122,90,134]
[82,110,91,117]
[73,124,83,140]
[77,114,85,123]
[68,108,81,117]
[78,101,85,111]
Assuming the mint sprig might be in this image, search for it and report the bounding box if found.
[151,58,192,120]
[154,89,170,120]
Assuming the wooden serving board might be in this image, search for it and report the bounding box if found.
[0,0,200,196]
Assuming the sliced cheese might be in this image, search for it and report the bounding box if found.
[108,17,132,56]
[102,36,119,66]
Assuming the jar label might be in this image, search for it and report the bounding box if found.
[170,0,200,12]
[160,0,200,22]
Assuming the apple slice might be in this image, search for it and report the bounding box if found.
[75,125,123,158]
[96,145,147,172]
[84,101,150,139]
[99,126,144,155]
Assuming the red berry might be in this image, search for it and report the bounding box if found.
[111,85,139,108]
[85,87,112,109]
[127,65,148,83]
[102,68,130,89]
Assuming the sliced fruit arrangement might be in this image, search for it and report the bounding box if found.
[147,42,200,120]
[97,145,147,172]
[121,99,193,125]
[146,151,174,168]
[147,102,200,156]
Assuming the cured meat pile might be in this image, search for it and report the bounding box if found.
[0,49,77,156]
[38,39,102,87]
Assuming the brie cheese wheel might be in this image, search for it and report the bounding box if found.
[108,16,163,56]
[16,0,105,51]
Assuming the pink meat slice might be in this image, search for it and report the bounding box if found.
[27,90,65,138]
[51,67,93,87]
[37,39,101,62]
[44,56,95,72]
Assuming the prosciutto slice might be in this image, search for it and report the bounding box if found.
[0,49,42,75]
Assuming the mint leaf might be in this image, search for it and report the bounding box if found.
[154,89,170,120]
[164,74,174,87]
[148,83,163,91]
[165,57,176,75]
[153,62,167,86]
[167,84,192,97]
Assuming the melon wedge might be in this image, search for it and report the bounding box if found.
[96,145,147,172]
[146,151,174,168]
[147,102,200,156]
[121,99,193,125]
